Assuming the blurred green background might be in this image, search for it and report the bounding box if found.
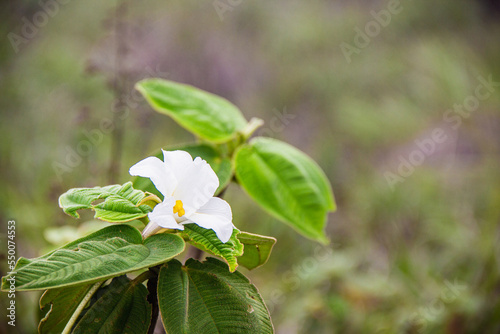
[1,0,500,333]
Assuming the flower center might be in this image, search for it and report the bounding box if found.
[173,200,185,217]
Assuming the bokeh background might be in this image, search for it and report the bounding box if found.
[1,0,500,333]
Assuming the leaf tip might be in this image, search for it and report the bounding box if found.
[317,234,330,245]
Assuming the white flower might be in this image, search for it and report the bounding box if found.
[129,150,234,243]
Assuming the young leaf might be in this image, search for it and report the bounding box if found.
[58,182,152,223]
[72,276,151,334]
[136,79,248,143]
[39,284,93,334]
[234,137,336,243]
[1,226,185,291]
[158,258,274,334]
[133,144,232,198]
[237,232,276,270]
[182,224,243,272]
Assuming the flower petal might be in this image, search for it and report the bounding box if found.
[141,221,163,239]
[186,197,234,243]
[162,150,194,185]
[174,157,219,215]
[129,156,176,197]
[147,198,183,231]
[197,197,233,220]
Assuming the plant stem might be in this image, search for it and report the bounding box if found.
[61,281,103,334]
[132,270,154,284]
[108,0,129,183]
[147,267,161,334]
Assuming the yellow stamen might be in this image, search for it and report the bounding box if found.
[173,200,185,217]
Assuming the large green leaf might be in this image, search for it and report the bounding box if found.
[237,232,276,270]
[234,137,335,243]
[133,144,232,198]
[182,224,243,272]
[39,284,93,334]
[136,79,248,143]
[72,276,151,334]
[59,182,152,222]
[1,226,185,291]
[38,225,142,261]
[158,258,273,334]
[8,225,143,275]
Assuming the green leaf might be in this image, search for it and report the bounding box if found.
[39,284,93,334]
[72,276,151,334]
[133,144,232,198]
[58,182,152,223]
[1,225,185,291]
[182,224,243,272]
[158,258,273,334]
[39,224,143,260]
[237,232,276,270]
[234,137,336,243]
[136,79,248,143]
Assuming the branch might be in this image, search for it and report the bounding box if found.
[147,267,161,334]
